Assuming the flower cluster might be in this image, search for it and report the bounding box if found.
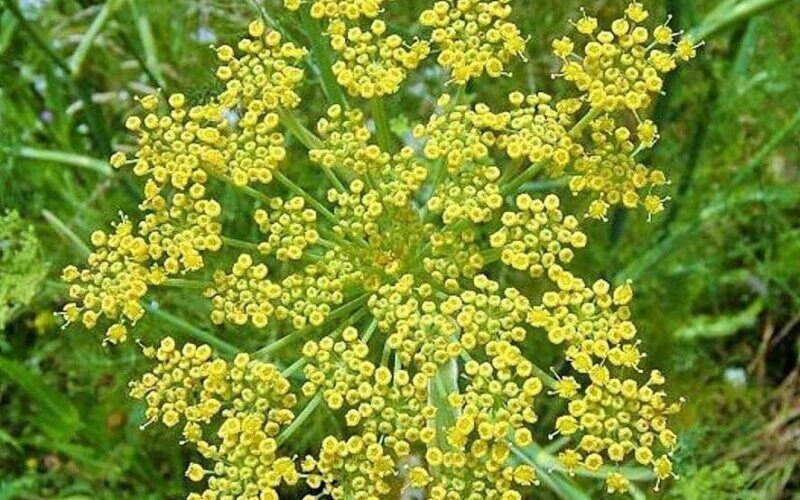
[129,338,298,499]
[553,2,698,113]
[421,346,544,498]
[301,327,374,410]
[62,216,163,344]
[285,0,386,21]
[311,105,378,175]
[303,433,395,498]
[329,19,430,98]
[64,2,698,498]
[490,194,587,278]
[528,279,643,371]
[369,275,461,374]
[571,115,670,220]
[414,94,496,173]
[216,19,308,111]
[344,367,435,457]
[255,197,320,261]
[495,92,583,176]
[206,254,345,330]
[553,368,682,492]
[419,0,526,83]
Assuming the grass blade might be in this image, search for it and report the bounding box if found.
[70,0,125,78]
[9,147,112,176]
[0,356,82,440]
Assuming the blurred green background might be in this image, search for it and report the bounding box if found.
[1,0,799,498]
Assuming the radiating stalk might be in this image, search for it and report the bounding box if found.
[502,163,544,196]
[361,319,378,343]
[254,294,369,358]
[277,393,323,446]
[274,171,337,223]
[281,357,307,378]
[221,236,259,252]
[370,97,393,152]
[503,106,600,197]
[256,329,303,358]
[509,445,592,500]
[299,7,349,109]
[568,108,600,138]
[160,279,212,289]
[277,109,346,191]
[278,108,324,149]
[142,302,239,355]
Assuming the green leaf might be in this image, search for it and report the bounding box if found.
[0,210,49,328]
[674,300,764,340]
[0,357,81,440]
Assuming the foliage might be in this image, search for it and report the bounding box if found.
[0,211,48,329]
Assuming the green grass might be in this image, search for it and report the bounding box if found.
[1,0,799,498]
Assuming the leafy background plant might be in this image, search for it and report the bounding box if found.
[0,0,799,498]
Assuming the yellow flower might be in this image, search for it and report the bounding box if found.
[555,4,699,113]
[328,19,430,98]
[420,0,526,84]
[64,2,694,496]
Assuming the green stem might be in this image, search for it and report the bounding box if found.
[209,170,271,205]
[453,84,467,105]
[299,7,349,108]
[281,357,307,378]
[568,107,600,138]
[512,443,656,483]
[370,97,393,152]
[277,109,346,191]
[530,363,558,390]
[380,339,392,366]
[278,108,324,149]
[517,177,571,194]
[142,302,239,355]
[256,329,302,358]
[429,358,460,449]
[502,163,545,196]
[503,106,600,197]
[480,248,502,264]
[510,445,592,500]
[362,319,378,343]
[277,393,323,446]
[253,294,368,358]
[316,237,338,250]
[41,210,91,257]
